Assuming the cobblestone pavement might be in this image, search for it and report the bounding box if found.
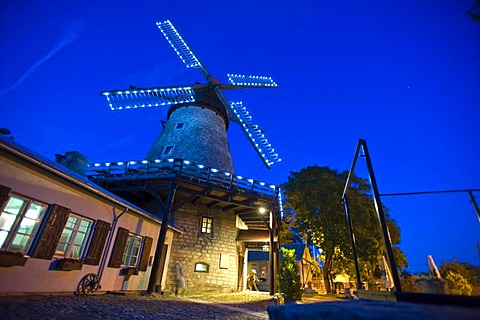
[0,293,273,320]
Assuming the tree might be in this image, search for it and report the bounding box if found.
[467,1,480,22]
[0,128,14,140]
[281,165,407,293]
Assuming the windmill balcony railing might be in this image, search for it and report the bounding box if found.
[85,158,280,198]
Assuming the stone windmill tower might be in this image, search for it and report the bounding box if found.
[101,20,280,172]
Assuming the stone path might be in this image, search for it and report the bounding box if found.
[0,293,272,320]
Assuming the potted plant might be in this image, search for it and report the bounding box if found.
[277,247,302,304]
[55,257,83,271]
[0,250,28,267]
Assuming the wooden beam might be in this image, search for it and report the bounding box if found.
[221,204,238,212]
[207,200,220,208]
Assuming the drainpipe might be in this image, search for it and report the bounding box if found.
[97,207,128,285]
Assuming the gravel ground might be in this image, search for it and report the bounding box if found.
[0,292,275,320]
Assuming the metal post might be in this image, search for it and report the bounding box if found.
[361,140,402,292]
[343,196,363,290]
[467,191,480,222]
[269,212,275,295]
[269,207,279,295]
[147,183,177,293]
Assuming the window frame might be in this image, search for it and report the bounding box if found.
[175,122,185,130]
[54,213,93,260]
[122,232,143,268]
[200,216,213,236]
[194,262,209,273]
[161,145,175,157]
[0,194,48,253]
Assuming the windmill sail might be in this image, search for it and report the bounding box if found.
[101,86,195,110]
[229,101,281,167]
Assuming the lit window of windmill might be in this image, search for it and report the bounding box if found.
[201,217,213,234]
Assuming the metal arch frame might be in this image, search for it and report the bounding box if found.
[342,139,402,292]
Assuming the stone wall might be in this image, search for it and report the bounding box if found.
[166,203,239,293]
[146,105,234,173]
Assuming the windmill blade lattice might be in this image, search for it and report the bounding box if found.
[229,101,281,167]
[228,74,278,87]
[101,87,195,110]
[156,20,208,74]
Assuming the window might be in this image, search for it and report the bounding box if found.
[161,145,174,157]
[195,262,209,273]
[55,214,93,259]
[201,217,213,234]
[0,195,48,253]
[122,233,142,267]
[175,123,184,130]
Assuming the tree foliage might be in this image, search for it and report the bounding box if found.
[0,128,14,140]
[281,165,407,292]
[445,271,473,296]
[467,0,480,22]
[440,259,480,287]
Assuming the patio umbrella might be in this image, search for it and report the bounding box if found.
[427,255,441,278]
[381,255,394,290]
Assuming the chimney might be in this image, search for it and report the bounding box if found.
[55,151,89,175]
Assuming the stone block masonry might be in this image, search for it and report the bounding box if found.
[166,203,239,292]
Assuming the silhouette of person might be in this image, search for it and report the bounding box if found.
[247,269,259,291]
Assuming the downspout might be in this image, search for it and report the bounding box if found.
[97,207,128,285]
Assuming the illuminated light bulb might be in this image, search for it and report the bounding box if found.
[155,159,161,163]
[141,160,148,164]
[211,168,218,173]
[117,162,124,165]
[198,164,205,169]
[184,160,191,164]
[260,182,265,186]
[168,159,174,162]
[247,179,254,183]
[237,176,243,179]
[129,161,136,165]
[94,163,101,167]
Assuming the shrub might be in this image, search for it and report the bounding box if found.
[278,248,302,301]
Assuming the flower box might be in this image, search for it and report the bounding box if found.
[0,251,28,267]
[55,258,83,271]
[121,267,138,277]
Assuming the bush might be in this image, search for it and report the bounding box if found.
[445,271,472,296]
[278,248,302,301]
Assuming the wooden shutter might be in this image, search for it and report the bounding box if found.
[138,236,153,272]
[31,204,70,259]
[83,220,111,265]
[0,184,12,208]
[108,227,129,268]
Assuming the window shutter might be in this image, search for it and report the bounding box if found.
[83,220,111,265]
[0,184,12,208]
[31,204,70,260]
[108,227,129,268]
[138,236,153,272]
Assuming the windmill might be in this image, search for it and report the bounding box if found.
[100,20,280,172]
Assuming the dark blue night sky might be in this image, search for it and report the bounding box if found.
[1,1,479,272]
